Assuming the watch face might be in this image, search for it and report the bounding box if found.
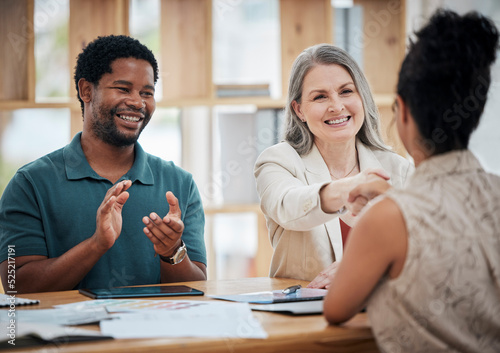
[159,242,187,264]
[172,243,187,264]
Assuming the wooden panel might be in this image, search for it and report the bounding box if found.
[354,0,405,94]
[280,0,333,96]
[160,0,212,100]
[26,0,35,102]
[69,0,128,59]
[0,0,31,101]
[0,112,13,172]
[69,0,129,130]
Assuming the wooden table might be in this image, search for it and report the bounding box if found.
[3,278,378,353]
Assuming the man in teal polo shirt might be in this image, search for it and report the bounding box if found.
[0,35,207,293]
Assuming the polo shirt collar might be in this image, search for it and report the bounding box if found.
[63,132,154,185]
[125,141,154,185]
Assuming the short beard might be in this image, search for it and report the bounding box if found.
[90,103,150,147]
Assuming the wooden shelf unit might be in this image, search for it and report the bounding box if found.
[0,0,406,112]
[0,0,407,279]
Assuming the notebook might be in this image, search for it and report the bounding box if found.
[250,300,324,315]
[209,288,327,304]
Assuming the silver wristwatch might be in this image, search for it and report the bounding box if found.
[159,241,187,265]
[335,206,348,215]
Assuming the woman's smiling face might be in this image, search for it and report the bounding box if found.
[292,64,365,148]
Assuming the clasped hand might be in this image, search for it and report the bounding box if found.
[346,170,392,216]
[310,169,393,289]
[93,181,183,257]
[93,180,132,252]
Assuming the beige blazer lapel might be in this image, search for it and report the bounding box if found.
[357,139,384,171]
[357,140,395,187]
[301,144,343,262]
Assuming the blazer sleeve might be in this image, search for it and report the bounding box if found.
[254,144,337,231]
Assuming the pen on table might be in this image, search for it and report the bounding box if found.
[282,284,302,295]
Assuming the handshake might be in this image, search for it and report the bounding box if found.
[346,169,393,217]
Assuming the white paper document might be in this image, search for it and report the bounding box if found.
[0,305,110,327]
[0,293,39,307]
[99,300,268,339]
[55,298,209,313]
[0,322,112,349]
[15,307,111,325]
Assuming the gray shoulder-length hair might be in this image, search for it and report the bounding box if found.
[283,43,390,155]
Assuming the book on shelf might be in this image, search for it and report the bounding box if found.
[215,83,271,98]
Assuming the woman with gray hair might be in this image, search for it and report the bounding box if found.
[254,44,413,288]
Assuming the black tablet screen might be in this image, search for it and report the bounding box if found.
[79,285,204,299]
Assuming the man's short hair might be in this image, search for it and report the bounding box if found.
[74,35,159,114]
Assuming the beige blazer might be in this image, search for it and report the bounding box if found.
[254,140,414,281]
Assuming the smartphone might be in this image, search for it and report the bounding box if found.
[79,285,204,299]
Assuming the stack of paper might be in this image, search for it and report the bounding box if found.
[0,308,112,349]
[102,301,267,339]
[56,299,268,339]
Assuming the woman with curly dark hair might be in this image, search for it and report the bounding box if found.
[324,9,500,353]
